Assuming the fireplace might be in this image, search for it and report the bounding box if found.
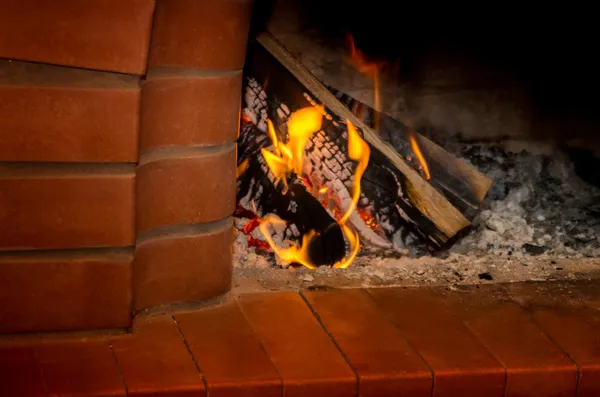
[2,4,600,395]
[231,0,600,292]
[0,0,598,335]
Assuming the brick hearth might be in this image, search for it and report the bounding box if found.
[1,282,599,396]
[0,0,252,332]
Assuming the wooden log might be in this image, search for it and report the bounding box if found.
[329,86,493,220]
[242,32,478,247]
[239,72,430,250]
[237,120,346,265]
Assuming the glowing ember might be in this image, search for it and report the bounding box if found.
[357,208,381,234]
[237,211,271,251]
[257,106,371,269]
[407,129,431,180]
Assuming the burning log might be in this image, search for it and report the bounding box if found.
[236,32,493,267]
[328,86,493,220]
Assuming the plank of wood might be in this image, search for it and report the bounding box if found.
[329,86,493,219]
[253,32,470,242]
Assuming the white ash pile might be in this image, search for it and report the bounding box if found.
[449,141,600,258]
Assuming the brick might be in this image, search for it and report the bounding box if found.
[505,281,600,397]
[237,292,356,397]
[136,146,236,232]
[134,218,233,310]
[0,164,135,250]
[0,60,140,162]
[0,248,132,333]
[303,289,432,397]
[111,315,204,397]
[141,72,242,153]
[437,284,578,397]
[0,0,155,74]
[0,347,46,397]
[149,0,253,70]
[176,301,282,397]
[368,288,506,397]
[36,340,125,397]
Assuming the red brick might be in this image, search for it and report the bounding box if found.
[437,284,578,397]
[0,164,135,250]
[176,301,282,397]
[237,292,356,397]
[368,287,506,397]
[303,289,432,397]
[0,60,140,162]
[136,146,236,232]
[141,72,242,153]
[149,0,253,70]
[0,248,132,333]
[36,340,125,397]
[134,218,233,310]
[505,281,600,397]
[111,315,204,397]
[0,347,46,396]
[0,0,155,74]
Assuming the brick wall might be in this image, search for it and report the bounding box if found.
[0,0,252,333]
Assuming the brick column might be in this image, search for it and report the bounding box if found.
[0,0,154,333]
[134,0,253,310]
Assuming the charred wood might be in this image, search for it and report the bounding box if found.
[237,120,345,266]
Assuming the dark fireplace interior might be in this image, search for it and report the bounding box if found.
[254,0,600,148]
[233,0,600,290]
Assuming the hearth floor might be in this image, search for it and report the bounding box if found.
[2,281,600,397]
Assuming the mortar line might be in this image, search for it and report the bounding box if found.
[363,287,436,397]
[500,283,583,397]
[172,315,208,396]
[298,290,360,394]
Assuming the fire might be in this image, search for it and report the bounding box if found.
[345,35,431,182]
[258,106,370,269]
[357,208,380,234]
[236,158,249,179]
[258,214,318,269]
[339,120,370,224]
[260,107,324,194]
[345,34,386,130]
[407,129,431,180]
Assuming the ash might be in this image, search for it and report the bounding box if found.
[447,140,600,258]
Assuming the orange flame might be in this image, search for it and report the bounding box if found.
[339,120,370,225]
[259,214,317,269]
[261,107,324,194]
[258,106,370,269]
[236,158,249,179]
[345,34,385,130]
[407,129,431,180]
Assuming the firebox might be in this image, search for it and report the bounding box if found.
[232,0,600,292]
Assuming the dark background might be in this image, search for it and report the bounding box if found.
[251,1,600,123]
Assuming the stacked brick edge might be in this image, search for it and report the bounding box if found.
[0,0,253,333]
